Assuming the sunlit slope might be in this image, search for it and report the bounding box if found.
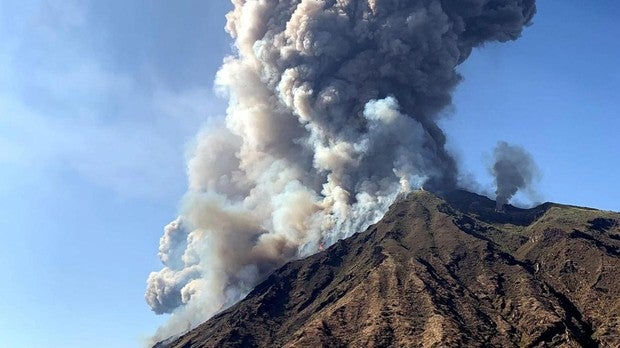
[159,190,620,347]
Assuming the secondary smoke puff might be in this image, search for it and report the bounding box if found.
[146,0,536,341]
[492,141,539,209]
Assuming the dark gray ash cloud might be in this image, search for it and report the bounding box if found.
[146,0,536,341]
[492,141,540,210]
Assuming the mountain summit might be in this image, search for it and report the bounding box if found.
[157,190,620,347]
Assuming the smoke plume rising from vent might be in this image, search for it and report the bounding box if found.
[146,0,536,341]
[492,141,540,210]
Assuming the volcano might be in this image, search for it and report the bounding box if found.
[156,190,620,347]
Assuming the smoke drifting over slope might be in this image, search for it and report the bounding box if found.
[146,0,536,340]
[492,141,540,209]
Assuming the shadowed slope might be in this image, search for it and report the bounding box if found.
[159,191,620,347]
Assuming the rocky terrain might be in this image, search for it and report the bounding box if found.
[157,190,620,347]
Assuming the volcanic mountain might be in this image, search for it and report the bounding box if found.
[157,190,620,347]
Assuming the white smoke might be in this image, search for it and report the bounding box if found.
[146,0,536,342]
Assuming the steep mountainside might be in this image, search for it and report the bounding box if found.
[158,190,620,347]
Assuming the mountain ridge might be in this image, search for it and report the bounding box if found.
[157,190,620,347]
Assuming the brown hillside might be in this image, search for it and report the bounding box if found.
[158,190,620,347]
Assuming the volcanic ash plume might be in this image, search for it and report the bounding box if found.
[146,0,536,341]
[492,141,540,210]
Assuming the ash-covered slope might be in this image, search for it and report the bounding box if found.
[159,190,620,347]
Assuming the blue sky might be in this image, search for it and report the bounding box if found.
[0,1,617,347]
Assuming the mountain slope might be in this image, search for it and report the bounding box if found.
[159,190,620,347]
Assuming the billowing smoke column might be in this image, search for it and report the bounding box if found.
[146,0,536,341]
[492,141,540,210]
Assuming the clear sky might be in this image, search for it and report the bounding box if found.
[0,1,617,347]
